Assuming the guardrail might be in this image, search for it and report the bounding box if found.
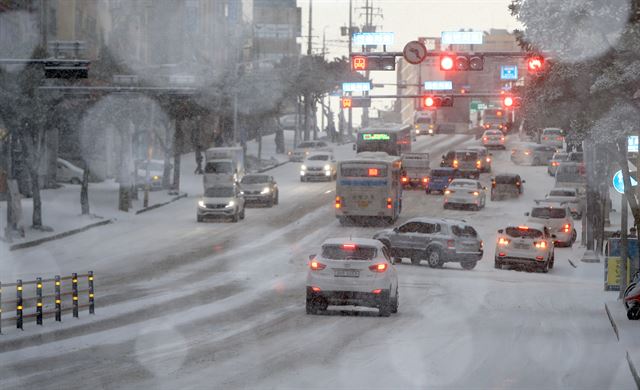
[0,272,94,333]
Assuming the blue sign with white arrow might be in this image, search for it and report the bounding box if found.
[613,170,638,194]
[500,65,518,80]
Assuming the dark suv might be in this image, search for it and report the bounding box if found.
[440,150,482,179]
[373,218,483,270]
[490,174,524,201]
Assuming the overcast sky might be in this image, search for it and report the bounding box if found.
[297,0,521,59]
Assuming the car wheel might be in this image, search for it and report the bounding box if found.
[490,193,496,201]
[461,261,477,270]
[571,229,577,244]
[549,254,555,269]
[391,287,399,314]
[378,292,392,317]
[70,177,81,184]
[540,262,549,273]
[533,157,541,165]
[443,203,449,210]
[197,214,203,223]
[239,207,245,220]
[231,211,239,223]
[338,216,348,226]
[306,296,328,315]
[494,258,502,269]
[427,248,443,268]
[410,256,421,265]
[267,198,274,207]
[627,306,640,320]
[274,191,279,205]
[300,176,305,182]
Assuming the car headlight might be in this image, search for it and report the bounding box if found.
[301,165,307,170]
[261,187,270,194]
[198,200,205,208]
[324,164,331,171]
[152,175,160,180]
[226,200,235,208]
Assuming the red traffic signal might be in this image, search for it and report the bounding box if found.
[440,54,483,71]
[422,95,453,108]
[527,55,544,73]
[502,96,522,108]
[440,55,454,71]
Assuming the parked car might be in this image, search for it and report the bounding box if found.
[306,238,399,317]
[547,152,569,176]
[300,152,337,182]
[373,217,483,270]
[490,174,524,201]
[526,201,576,247]
[135,159,169,190]
[481,130,506,149]
[466,146,492,173]
[288,141,331,162]
[540,127,564,150]
[56,158,84,184]
[425,167,459,194]
[511,143,556,165]
[444,178,487,210]
[545,187,583,219]
[196,184,245,222]
[240,174,278,207]
[494,223,555,272]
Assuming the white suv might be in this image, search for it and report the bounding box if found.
[495,223,555,272]
[306,238,399,317]
[526,201,576,247]
[197,185,246,223]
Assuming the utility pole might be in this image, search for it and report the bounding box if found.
[348,0,353,137]
[321,27,326,134]
[362,0,372,128]
[304,0,313,141]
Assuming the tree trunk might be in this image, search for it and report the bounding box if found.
[275,117,285,154]
[80,160,90,215]
[163,123,172,189]
[29,165,42,228]
[172,119,182,193]
[303,94,310,141]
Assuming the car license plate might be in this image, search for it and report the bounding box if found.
[335,269,359,278]
[514,243,529,249]
[358,200,369,208]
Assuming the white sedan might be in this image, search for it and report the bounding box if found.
[443,179,487,211]
[300,152,337,182]
[306,238,399,317]
[481,130,506,149]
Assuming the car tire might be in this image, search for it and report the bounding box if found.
[231,211,239,223]
[378,292,392,317]
[267,198,274,207]
[197,214,203,223]
[338,216,348,226]
[239,207,245,220]
[391,287,399,314]
[571,229,577,244]
[494,258,502,269]
[549,254,555,269]
[300,177,305,182]
[443,203,449,210]
[461,261,477,270]
[410,256,421,265]
[490,193,496,201]
[427,248,444,268]
[274,193,279,205]
[533,157,541,166]
[627,306,640,320]
[540,262,549,273]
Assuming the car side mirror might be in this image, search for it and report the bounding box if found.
[352,144,356,151]
[522,180,526,183]
[309,254,316,261]
[551,234,557,239]
[497,229,504,234]
[524,212,530,216]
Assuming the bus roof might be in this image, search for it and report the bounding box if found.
[357,123,411,133]
[342,152,401,164]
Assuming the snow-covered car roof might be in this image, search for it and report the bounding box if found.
[449,178,480,185]
[405,217,472,227]
[549,187,577,193]
[321,237,384,248]
[305,151,332,158]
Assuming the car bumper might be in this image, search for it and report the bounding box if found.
[244,195,272,203]
[495,254,547,266]
[554,231,573,243]
[301,171,332,179]
[444,197,479,206]
[444,250,483,262]
[483,141,504,147]
[197,207,236,217]
[306,287,388,308]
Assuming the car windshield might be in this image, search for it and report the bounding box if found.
[456,152,478,161]
[307,154,329,161]
[321,245,376,260]
[416,117,431,124]
[431,170,451,177]
[531,207,567,219]
[506,227,543,238]
[204,161,233,174]
[549,190,576,197]
[204,187,234,198]
[495,176,517,184]
[241,176,269,184]
[297,142,315,148]
[543,129,563,136]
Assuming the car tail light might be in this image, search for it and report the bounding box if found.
[470,191,479,196]
[476,160,482,168]
[310,261,326,271]
[311,286,321,292]
[543,136,548,140]
[401,176,409,183]
[498,237,510,246]
[486,157,491,163]
[551,161,559,166]
[498,252,506,257]
[369,263,388,273]
[447,240,456,249]
[335,196,342,209]
[524,150,531,155]
[372,289,382,294]
[563,224,571,233]
[483,137,489,142]
[535,256,544,261]
[498,124,503,129]
[444,189,454,195]
[516,181,521,186]
[453,159,459,168]
[387,197,393,209]
[342,243,356,250]
[422,177,429,184]
[500,137,505,142]
[556,136,563,141]
[534,241,547,249]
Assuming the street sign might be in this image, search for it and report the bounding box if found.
[500,65,518,80]
[352,32,395,46]
[612,169,638,194]
[341,96,371,108]
[403,41,428,65]
[342,82,371,92]
[441,31,483,45]
[629,135,638,153]
[423,81,453,91]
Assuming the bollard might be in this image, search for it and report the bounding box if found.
[16,280,23,330]
[88,271,95,315]
[55,275,61,322]
[36,277,43,325]
[72,273,78,318]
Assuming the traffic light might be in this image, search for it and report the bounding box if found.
[422,95,453,108]
[350,54,396,71]
[527,55,544,73]
[440,54,483,71]
[502,95,522,108]
[341,96,371,108]
[44,60,89,79]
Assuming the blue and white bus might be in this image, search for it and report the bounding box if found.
[335,152,403,225]
[355,124,412,156]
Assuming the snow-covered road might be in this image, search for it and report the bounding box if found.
[0,134,633,389]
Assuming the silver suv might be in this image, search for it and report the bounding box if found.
[373,218,483,270]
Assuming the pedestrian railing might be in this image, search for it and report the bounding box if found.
[0,271,94,333]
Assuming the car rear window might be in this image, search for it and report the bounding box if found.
[456,151,478,161]
[506,227,543,238]
[549,190,575,197]
[495,176,517,184]
[531,207,566,218]
[450,181,476,188]
[543,129,563,136]
[451,225,477,237]
[552,153,569,161]
[431,170,451,177]
[321,245,376,260]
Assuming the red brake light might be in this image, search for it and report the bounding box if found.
[386,197,393,209]
[476,160,482,167]
[311,286,321,292]
[556,136,563,141]
[372,289,382,294]
[498,237,510,246]
[401,176,409,183]
[422,177,429,183]
[335,196,342,209]
[310,261,326,270]
[483,137,489,141]
[563,224,571,233]
[518,225,529,230]
[453,159,459,168]
[447,240,455,249]
[342,243,356,250]
[369,263,388,273]
[535,256,544,261]
[368,168,379,176]
[498,252,506,257]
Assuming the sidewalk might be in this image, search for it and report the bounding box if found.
[0,130,308,250]
[606,298,640,387]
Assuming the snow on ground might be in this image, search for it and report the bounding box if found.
[0,132,635,389]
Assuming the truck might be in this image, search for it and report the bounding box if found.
[413,111,436,136]
[401,152,431,188]
[203,146,245,188]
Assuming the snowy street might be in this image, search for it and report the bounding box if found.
[0,134,633,389]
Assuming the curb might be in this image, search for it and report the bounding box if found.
[605,302,620,341]
[135,193,188,215]
[9,219,114,251]
[627,351,640,390]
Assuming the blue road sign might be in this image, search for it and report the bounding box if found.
[613,169,638,194]
[500,65,518,80]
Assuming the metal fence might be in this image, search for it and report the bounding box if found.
[0,271,94,333]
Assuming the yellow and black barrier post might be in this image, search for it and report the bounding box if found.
[55,275,61,322]
[72,273,78,318]
[88,271,94,315]
[16,280,23,330]
[36,277,43,325]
